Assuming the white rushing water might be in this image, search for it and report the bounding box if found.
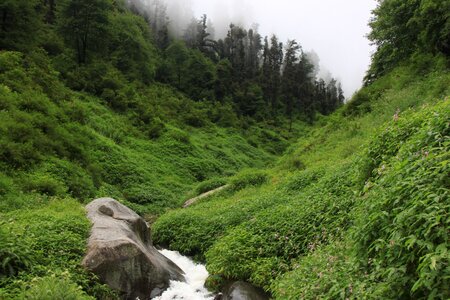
[154,250,215,300]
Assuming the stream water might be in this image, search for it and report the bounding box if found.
[154,249,215,300]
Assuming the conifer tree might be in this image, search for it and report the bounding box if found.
[261,35,283,116]
[59,0,111,64]
[281,40,301,130]
[0,0,43,51]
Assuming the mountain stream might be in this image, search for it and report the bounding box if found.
[153,249,216,300]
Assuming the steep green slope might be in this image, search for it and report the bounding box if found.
[0,50,291,298]
[153,63,449,298]
[0,50,284,214]
[1,0,448,298]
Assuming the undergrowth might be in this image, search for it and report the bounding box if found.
[0,49,289,298]
[153,63,450,299]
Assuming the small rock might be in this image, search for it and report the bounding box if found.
[222,281,269,300]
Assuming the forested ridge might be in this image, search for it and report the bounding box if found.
[1,0,344,122]
[0,0,449,299]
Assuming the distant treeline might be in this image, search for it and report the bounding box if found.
[1,0,344,124]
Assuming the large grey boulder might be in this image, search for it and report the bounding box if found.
[222,281,270,300]
[82,198,185,300]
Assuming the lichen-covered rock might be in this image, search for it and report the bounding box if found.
[222,281,269,300]
[82,198,185,300]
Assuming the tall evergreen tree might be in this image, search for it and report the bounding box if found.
[165,40,190,89]
[296,53,315,115]
[42,0,57,24]
[223,24,247,81]
[195,15,218,60]
[261,35,283,116]
[215,59,233,101]
[58,0,111,64]
[0,0,43,51]
[183,18,199,49]
[245,27,263,79]
[281,40,301,130]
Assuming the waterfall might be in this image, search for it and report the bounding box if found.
[154,249,215,300]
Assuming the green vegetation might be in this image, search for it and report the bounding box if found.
[0,1,296,297]
[0,50,280,214]
[365,0,449,83]
[0,200,114,299]
[1,0,449,298]
[0,47,287,297]
[153,62,449,298]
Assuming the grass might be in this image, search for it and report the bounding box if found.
[0,49,292,298]
[0,199,113,299]
[0,50,284,216]
[1,47,448,299]
[153,62,450,298]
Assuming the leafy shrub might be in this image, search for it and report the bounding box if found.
[357,108,425,186]
[353,101,450,298]
[39,159,96,201]
[204,274,227,293]
[343,89,373,117]
[279,168,324,193]
[208,103,239,127]
[272,240,365,299]
[0,173,13,195]
[229,170,269,191]
[194,178,228,195]
[280,156,306,171]
[19,201,90,266]
[17,274,95,300]
[123,184,174,205]
[0,52,33,94]
[146,117,166,139]
[165,127,190,144]
[184,158,221,181]
[0,224,34,278]
[21,173,67,197]
[183,110,207,128]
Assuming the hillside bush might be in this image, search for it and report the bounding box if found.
[17,274,95,300]
[0,173,13,195]
[0,200,115,299]
[194,178,228,196]
[206,164,357,290]
[0,224,34,279]
[353,101,450,298]
[229,169,269,192]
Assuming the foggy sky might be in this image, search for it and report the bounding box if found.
[165,0,376,97]
[186,0,378,98]
[151,0,377,97]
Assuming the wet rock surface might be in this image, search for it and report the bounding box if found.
[222,281,270,300]
[82,198,185,300]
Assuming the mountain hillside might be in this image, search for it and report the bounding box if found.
[153,58,449,298]
[1,0,449,299]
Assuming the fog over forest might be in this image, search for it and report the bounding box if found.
[1,0,448,299]
[127,0,377,97]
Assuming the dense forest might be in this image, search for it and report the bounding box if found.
[0,0,344,123]
[0,0,449,299]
